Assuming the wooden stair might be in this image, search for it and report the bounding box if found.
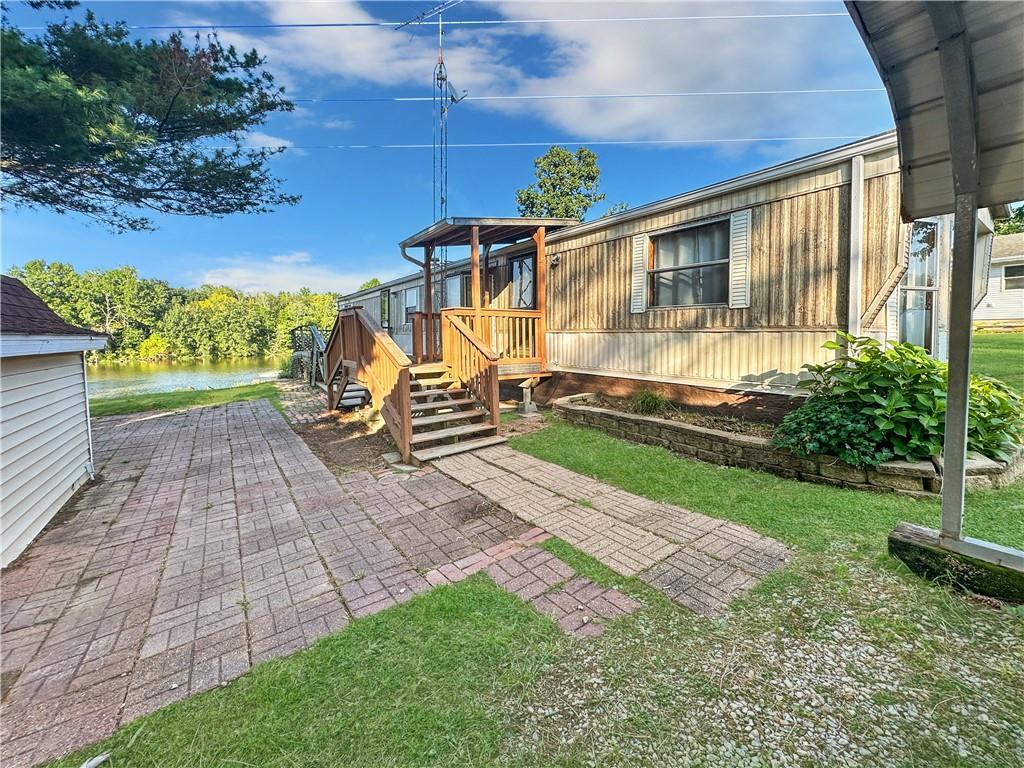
[407,363,505,464]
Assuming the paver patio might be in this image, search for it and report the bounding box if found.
[0,397,790,766]
[433,445,792,616]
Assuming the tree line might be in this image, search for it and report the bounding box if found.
[9,260,338,362]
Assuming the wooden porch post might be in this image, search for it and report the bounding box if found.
[533,226,547,368]
[424,245,435,360]
[470,225,481,331]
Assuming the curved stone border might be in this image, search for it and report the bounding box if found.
[553,393,1024,499]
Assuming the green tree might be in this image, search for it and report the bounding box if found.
[515,146,606,220]
[1,8,298,231]
[994,203,1024,235]
[358,277,381,291]
[8,259,88,325]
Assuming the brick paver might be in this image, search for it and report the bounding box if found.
[275,379,330,424]
[434,443,792,615]
[0,401,538,767]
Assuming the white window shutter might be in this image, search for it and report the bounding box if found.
[728,210,751,309]
[885,291,899,343]
[630,234,649,314]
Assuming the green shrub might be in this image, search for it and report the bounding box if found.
[630,389,669,416]
[785,333,1023,463]
[773,397,893,468]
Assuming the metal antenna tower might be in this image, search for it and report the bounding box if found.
[398,1,466,305]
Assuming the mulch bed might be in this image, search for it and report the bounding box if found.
[591,395,777,439]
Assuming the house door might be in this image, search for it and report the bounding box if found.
[898,219,941,354]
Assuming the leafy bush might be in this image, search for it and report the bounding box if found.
[781,333,1024,464]
[630,389,669,416]
[773,397,893,468]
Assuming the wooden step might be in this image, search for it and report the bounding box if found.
[410,387,465,400]
[411,408,488,427]
[409,423,497,445]
[411,363,448,376]
[411,435,507,463]
[411,376,454,389]
[410,397,477,413]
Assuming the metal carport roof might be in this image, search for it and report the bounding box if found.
[846,1,1024,221]
[846,1,1023,569]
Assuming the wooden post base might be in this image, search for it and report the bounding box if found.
[889,522,1024,603]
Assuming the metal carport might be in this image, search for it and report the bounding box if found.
[846,1,1023,569]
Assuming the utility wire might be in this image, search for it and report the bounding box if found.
[236,135,870,150]
[20,12,849,32]
[293,87,885,104]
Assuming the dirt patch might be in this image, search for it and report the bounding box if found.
[294,410,395,475]
[592,395,777,438]
[500,413,551,438]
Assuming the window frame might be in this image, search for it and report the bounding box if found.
[1004,264,1024,291]
[646,216,731,309]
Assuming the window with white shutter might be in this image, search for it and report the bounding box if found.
[728,210,751,309]
[630,234,649,313]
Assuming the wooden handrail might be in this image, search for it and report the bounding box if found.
[325,306,414,461]
[440,311,500,428]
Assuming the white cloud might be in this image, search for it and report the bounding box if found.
[244,131,305,155]
[323,118,355,130]
[222,0,885,151]
[196,252,400,294]
[270,251,312,264]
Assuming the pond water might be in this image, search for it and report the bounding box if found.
[88,356,285,399]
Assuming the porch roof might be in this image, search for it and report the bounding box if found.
[399,217,578,250]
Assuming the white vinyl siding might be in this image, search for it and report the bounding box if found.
[1,353,93,567]
[975,259,1024,321]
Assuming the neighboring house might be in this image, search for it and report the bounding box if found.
[1,276,106,566]
[339,131,1004,416]
[974,232,1024,327]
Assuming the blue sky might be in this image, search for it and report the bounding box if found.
[1,1,896,293]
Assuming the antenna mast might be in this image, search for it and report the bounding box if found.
[398,1,466,305]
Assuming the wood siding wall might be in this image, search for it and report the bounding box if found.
[547,184,852,331]
[1,353,92,567]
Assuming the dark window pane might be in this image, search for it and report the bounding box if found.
[510,258,535,308]
[1006,265,1024,290]
[654,220,729,269]
[652,264,728,307]
[899,289,934,352]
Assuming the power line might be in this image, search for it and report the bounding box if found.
[20,12,849,32]
[293,87,885,104]
[237,135,870,150]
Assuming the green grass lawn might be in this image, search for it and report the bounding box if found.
[49,418,1024,768]
[972,330,1024,389]
[89,382,283,418]
[509,421,1023,551]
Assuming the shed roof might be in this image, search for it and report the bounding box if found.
[846,1,1024,220]
[399,217,578,250]
[1,276,99,337]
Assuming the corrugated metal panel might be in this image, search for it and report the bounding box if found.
[547,330,835,390]
[1,353,91,566]
[847,1,1024,218]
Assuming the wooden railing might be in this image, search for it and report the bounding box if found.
[440,312,500,428]
[326,307,414,461]
[443,308,544,366]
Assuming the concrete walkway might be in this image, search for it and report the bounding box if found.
[1,398,789,767]
[435,445,792,615]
